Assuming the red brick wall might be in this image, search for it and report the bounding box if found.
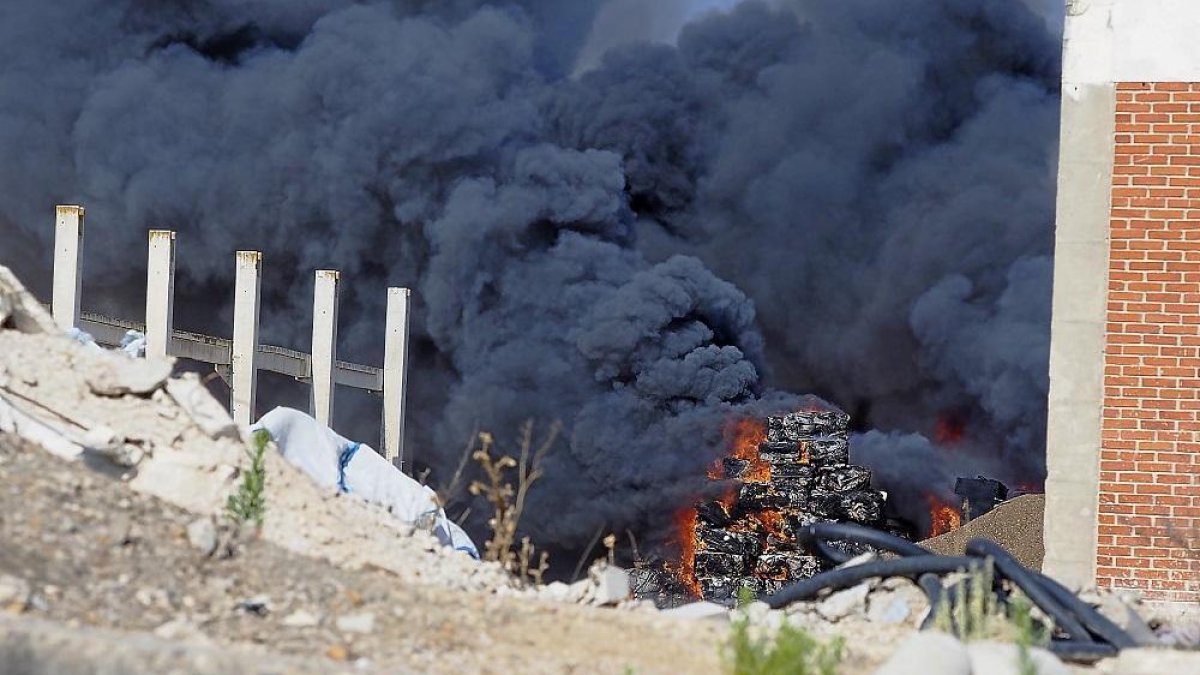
[1101,82,1200,601]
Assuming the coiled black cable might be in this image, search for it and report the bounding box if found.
[762,521,1138,661]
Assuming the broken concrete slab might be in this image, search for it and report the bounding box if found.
[165,374,239,441]
[84,354,174,398]
[0,266,58,335]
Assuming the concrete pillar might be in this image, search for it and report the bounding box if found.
[310,270,339,427]
[382,287,412,469]
[52,205,85,331]
[231,251,262,427]
[144,230,176,360]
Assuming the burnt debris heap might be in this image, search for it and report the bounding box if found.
[635,410,891,606]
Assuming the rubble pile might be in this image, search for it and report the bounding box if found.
[0,264,515,595]
[636,410,892,605]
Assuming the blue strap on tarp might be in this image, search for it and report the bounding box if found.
[337,442,361,493]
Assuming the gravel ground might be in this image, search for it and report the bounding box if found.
[0,432,731,674]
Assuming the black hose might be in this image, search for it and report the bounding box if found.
[1033,573,1137,649]
[918,574,954,631]
[798,522,932,562]
[1047,640,1119,663]
[963,539,1091,642]
[766,556,981,609]
[777,521,1134,658]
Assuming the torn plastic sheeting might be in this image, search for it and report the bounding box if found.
[252,407,479,559]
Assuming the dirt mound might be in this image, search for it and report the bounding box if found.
[920,494,1045,570]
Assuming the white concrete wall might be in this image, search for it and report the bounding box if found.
[1066,0,1200,84]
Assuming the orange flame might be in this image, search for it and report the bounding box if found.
[673,507,702,597]
[722,418,771,482]
[934,412,966,446]
[925,494,962,537]
[752,509,788,540]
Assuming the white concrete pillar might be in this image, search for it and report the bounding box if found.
[310,270,339,427]
[145,230,176,360]
[52,205,85,331]
[382,287,412,469]
[231,251,262,427]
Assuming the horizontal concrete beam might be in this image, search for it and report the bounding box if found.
[71,310,383,393]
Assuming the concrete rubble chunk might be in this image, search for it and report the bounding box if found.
[282,610,322,628]
[867,595,912,625]
[186,517,218,557]
[966,641,1068,675]
[661,601,730,620]
[0,265,58,335]
[873,631,971,675]
[335,613,375,634]
[165,374,239,440]
[817,581,870,622]
[588,563,631,606]
[85,354,174,397]
[538,581,572,602]
[82,425,145,467]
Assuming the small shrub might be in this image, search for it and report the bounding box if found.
[226,429,269,528]
[724,618,843,675]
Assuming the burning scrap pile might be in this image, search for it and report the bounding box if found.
[637,410,893,605]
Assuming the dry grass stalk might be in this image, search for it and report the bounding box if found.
[468,420,560,584]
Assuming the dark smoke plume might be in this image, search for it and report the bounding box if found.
[0,0,1062,548]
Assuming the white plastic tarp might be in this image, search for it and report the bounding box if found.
[252,407,478,559]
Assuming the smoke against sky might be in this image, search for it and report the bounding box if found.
[0,0,1062,545]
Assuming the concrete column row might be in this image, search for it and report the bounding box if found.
[49,208,412,470]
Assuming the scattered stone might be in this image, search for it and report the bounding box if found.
[326,644,351,662]
[817,582,870,622]
[867,595,911,625]
[282,610,322,628]
[589,563,631,606]
[234,596,271,617]
[966,641,1068,675]
[539,581,572,602]
[335,613,376,635]
[838,551,877,569]
[662,601,730,620]
[874,631,971,675]
[186,517,218,556]
[134,587,170,610]
[164,374,239,440]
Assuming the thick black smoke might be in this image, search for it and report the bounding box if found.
[0,0,1061,546]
